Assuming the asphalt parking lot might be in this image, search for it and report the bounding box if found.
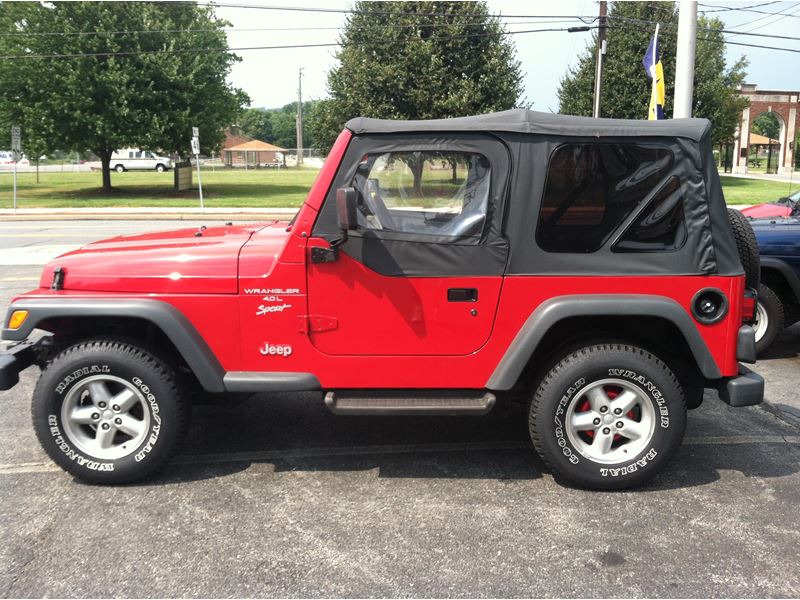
[1,220,799,597]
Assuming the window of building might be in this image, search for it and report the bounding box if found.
[349,151,491,239]
[613,176,687,252]
[536,143,674,253]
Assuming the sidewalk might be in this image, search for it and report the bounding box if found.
[0,206,298,221]
[719,170,799,184]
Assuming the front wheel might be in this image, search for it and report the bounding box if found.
[114,164,125,173]
[32,340,189,484]
[529,343,686,490]
[155,163,166,172]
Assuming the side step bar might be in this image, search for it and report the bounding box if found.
[324,391,496,416]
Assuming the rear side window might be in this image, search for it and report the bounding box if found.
[536,143,674,253]
[613,176,687,252]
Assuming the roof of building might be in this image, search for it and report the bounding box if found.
[346,108,711,141]
[222,129,253,150]
[749,132,779,145]
[226,140,286,152]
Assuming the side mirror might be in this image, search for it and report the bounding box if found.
[336,187,358,232]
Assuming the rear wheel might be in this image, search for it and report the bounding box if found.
[114,164,125,173]
[529,343,686,490]
[754,283,784,354]
[32,340,189,484]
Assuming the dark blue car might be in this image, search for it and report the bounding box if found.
[750,216,800,353]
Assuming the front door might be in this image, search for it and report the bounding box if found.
[306,137,510,356]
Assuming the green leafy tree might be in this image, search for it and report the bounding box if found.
[239,102,317,149]
[0,2,248,190]
[239,108,274,143]
[310,0,523,180]
[752,112,780,140]
[558,2,748,145]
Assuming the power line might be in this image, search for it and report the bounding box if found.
[608,22,800,54]
[0,18,591,37]
[697,1,800,17]
[722,2,800,35]
[609,15,800,41]
[697,0,784,12]
[0,26,598,60]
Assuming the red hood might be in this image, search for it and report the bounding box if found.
[38,222,290,294]
[740,203,793,219]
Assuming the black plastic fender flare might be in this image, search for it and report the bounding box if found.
[3,298,227,392]
[760,257,800,301]
[486,294,722,390]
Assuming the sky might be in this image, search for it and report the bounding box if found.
[215,0,800,113]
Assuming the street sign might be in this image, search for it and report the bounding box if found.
[192,127,199,138]
[191,137,200,155]
[11,126,21,154]
[11,126,20,213]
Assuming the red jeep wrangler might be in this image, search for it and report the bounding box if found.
[0,110,764,489]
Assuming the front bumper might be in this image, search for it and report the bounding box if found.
[0,340,39,391]
[716,364,764,407]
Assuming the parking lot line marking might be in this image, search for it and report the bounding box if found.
[0,435,797,475]
[0,276,39,282]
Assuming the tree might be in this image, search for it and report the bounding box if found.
[310,0,523,171]
[0,2,248,190]
[752,112,780,140]
[239,108,274,143]
[239,102,317,149]
[558,2,748,145]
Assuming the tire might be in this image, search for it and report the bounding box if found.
[529,343,686,490]
[727,208,760,290]
[31,340,189,484]
[155,164,166,173]
[754,283,784,354]
[114,164,125,173]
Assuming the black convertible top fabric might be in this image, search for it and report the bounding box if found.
[316,110,744,278]
[347,109,711,142]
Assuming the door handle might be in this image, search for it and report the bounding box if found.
[447,288,478,302]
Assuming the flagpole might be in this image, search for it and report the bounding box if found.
[673,0,697,118]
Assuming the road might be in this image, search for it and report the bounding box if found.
[1,220,799,597]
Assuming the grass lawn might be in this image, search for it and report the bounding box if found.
[0,167,797,208]
[0,168,320,208]
[718,175,799,205]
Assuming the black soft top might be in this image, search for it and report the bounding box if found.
[346,108,711,142]
[331,109,741,278]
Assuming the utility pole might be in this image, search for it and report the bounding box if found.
[673,0,697,118]
[592,0,608,118]
[296,68,304,166]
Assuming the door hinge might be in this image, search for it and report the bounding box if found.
[298,315,339,334]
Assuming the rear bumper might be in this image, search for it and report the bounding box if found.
[0,340,39,391]
[716,364,764,407]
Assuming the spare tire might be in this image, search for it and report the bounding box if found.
[727,208,760,290]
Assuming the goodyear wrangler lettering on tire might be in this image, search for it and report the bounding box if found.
[529,343,686,490]
[55,365,110,394]
[553,377,585,465]
[131,376,162,463]
[607,368,670,428]
[47,414,114,471]
[600,448,657,477]
[32,340,189,484]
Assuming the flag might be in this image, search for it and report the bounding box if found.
[642,24,665,120]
